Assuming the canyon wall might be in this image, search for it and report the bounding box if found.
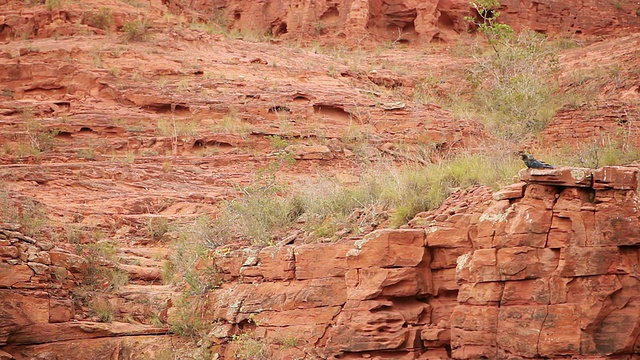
[11,0,640,45]
[163,0,640,44]
[452,166,640,358]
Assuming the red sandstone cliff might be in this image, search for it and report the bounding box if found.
[1,0,640,359]
[3,166,639,359]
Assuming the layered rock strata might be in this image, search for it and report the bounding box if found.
[453,166,640,359]
[162,0,640,44]
[0,225,178,359]
[207,166,640,359]
[2,166,640,359]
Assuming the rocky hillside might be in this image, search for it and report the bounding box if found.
[1,0,640,359]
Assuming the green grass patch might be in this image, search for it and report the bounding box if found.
[169,294,212,338]
[166,228,222,292]
[156,118,199,137]
[268,135,290,150]
[0,190,49,238]
[561,136,640,168]
[211,108,252,137]
[79,240,129,291]
[230,332,269,360]
[147,216,170,241]
[89,296,115,322]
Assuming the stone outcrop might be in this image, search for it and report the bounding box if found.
[4,165,639,359]
[0,0,639,358]
[200,166,640,359]
[0,224,182,359]
[454,166,640,359]
[8,0,638,45]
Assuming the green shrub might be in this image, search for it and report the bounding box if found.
[212,108,251,137]
[122,19,151,42]
[0,191,49,237]
[89,296,115,322]
[468,30,560,142]
[565,136,640,168]
[219,177,304,245]
[169,294,211,338]
[462,1,561,143]
[465,0,514,52]
[184,215,227,249]
[80,241,129,291]
[268,135,289,150]
[231,332,269,360]
[147,216,169,240]
[167,230,222,292]
[156,118,198,137]
[76,148,98,160]
[65,224,83,244]
[412,75,442,104]
[161,260,175,285]
[279,335,300,349]
[88,7,113,30]
[23,114,58,154]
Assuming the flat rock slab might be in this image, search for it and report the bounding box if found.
[519,167,593,187]
[519,166,638,189]
[7,321,169,345]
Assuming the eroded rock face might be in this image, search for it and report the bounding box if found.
[203,167,640,359]
[3,164,640,358]
[7,0,638,44]
[205,188,495,358]
[453,166,640,359]
[163,0,640,44]
[0,225,181,359]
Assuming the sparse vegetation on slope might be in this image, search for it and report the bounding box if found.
[204,151,522,246]
[563,126,640,168]
[0,188,49,238]
[122,18,151,42]
[467,30,561,143]
[1,1,638,358]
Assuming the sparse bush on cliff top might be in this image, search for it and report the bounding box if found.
[562,131,640,168]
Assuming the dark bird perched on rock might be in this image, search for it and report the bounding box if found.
[519,152,554,169]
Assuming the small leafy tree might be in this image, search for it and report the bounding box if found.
[465,0,514,54]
